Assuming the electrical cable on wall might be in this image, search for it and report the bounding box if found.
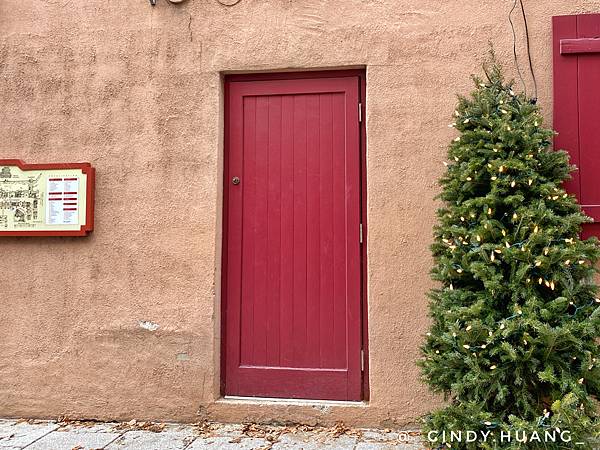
[509,0,538,102]
[509,0,527,95]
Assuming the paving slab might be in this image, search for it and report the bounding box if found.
[105,429,196,450]
[186,436,270,450]
[361,430,401,442]
[0,420,58,449]
[26,430,121,450]
[271,432,359,449]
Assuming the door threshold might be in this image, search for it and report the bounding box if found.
[220,396,367,407]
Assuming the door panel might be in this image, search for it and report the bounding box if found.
[553,14,600,226]
[224,75,362,400]
[577,15,600,220]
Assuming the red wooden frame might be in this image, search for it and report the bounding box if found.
[220,69,369,400]
[0,159,95,236]
[553,14,600,238]
[561,38,600,54]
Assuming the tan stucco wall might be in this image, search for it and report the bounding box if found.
[1,0,600,428]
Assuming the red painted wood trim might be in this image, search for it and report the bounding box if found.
[220,76,231,396]
[225,69,365,83]
[553,16,581,201]
[561,38,600,54]
[358,72,369,401]
[0,159,95,236]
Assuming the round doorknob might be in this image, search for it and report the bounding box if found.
[232,176,240,185]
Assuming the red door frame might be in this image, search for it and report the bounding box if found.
[220,69,369,400]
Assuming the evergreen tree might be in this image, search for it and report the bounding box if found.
[420,60,600,449]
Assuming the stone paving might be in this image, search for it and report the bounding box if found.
[0,419,425,450]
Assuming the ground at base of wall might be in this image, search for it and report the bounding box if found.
[0,419,424,450]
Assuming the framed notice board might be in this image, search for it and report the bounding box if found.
[0,160,95,236]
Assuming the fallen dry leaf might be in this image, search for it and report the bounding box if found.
[113,420,166,433]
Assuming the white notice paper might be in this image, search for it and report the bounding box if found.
[46,177,79,225]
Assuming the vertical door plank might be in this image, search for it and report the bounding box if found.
[293,95,309,367]
[306,94,322,368]
[252,96,270,366]
[331,92,347,370]
[240,96,257,366]
[279,94,295,367]
[318,93,335,369]
[266,96,283,367]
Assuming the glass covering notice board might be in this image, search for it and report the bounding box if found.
[0,160,95,236]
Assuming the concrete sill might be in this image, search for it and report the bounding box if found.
[219,396,368,408]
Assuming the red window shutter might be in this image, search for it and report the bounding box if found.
[553,14,600,238]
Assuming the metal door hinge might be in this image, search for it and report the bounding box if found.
[358,103,363,122]
[359,223,363,244]
[361,349,365,371]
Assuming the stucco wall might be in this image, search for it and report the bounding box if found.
[1,0,600,428]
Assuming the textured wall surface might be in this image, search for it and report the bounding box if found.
[1,0,600,428]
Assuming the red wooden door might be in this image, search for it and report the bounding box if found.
[554,14,600,237]
[223,74,363,400]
